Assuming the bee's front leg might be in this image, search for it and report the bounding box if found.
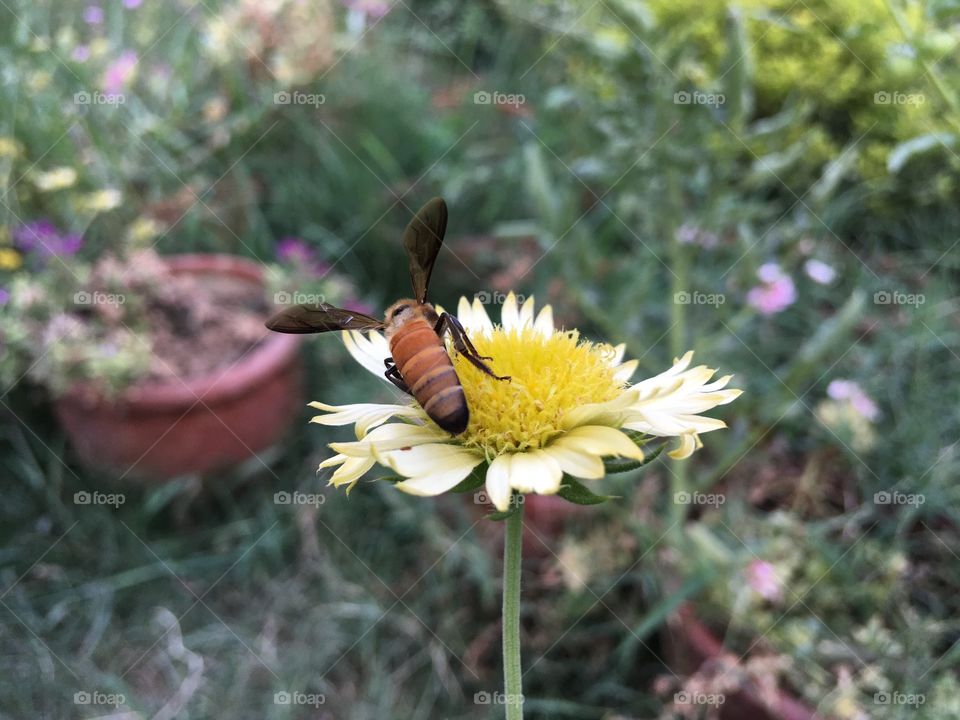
[434,313,510,381]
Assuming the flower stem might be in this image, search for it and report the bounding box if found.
[502,502,524,719]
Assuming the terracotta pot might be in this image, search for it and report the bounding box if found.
[55,254,303,481]
[667,603,823,720]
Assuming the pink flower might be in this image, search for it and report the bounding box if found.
[342,0,390,19]
[827,379,879,422]
[746,262,796,315]
[102,50,138,95]
[746,560,782,602]
[71,45,91,63]
[804,259,836,285]
[83,5,104,24]
[124,0,142,7]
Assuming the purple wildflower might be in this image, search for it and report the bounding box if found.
[102,50,138,95]
[746,262,796,315]
[13,220,84,257]
[83,5,104,24]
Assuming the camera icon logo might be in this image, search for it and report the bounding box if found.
[274,91,291,105]
[674,291,691,305]
[874,691,891,704]
[474,490,489,505]
[474,91,491,105]
[673,491,691,505]
[873,290,892,304]
[74,491,91,505]
[474,691,491,704]
[274,291,292,304]
[74,291,92,305]
[874,491,892,505]
[874,91,891,104]
[74,691,91,704]
[673,91,691,104]
[274,491,291,505]
[274,691,291,704]
[74,91,91,105]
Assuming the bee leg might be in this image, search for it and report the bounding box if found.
[435,313,510,381]
[384,358,412,395]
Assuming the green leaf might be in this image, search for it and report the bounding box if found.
[556,477,616,506]
[888,132,956,174]
[604,443,665,474]
[371,475,404,484]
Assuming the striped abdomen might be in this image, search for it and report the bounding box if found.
[389,318,468,434]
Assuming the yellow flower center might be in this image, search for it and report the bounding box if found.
[451,325,623,457]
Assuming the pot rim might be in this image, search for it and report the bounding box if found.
[61,253,302,411]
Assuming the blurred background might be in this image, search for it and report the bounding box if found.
[1,0,959,718]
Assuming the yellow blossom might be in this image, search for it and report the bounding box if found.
[312,293,742,510]
[32,167,77,192]
[0,248,22,270]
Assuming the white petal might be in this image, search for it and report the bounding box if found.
[533,304,554,338]
[342,330,391,381]
[560,388,639,430]
[468,296,494,336]
[309,401,423,438]
[552,425,645,460]
[540,444,605,479]
[612,359,639,384]
[319,454,377,491]
[508,450,563,495]
[330,422,450,457]
[667,432,702,459]
[377,442,483,479]
[607,343,627,366]
[501,292,520,332]
[518,295,536,330]
[485,455,513,511]
[457,296,474,330]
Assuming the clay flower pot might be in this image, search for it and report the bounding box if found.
[55,254,303,481]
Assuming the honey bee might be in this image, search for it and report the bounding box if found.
[265,197,508,434]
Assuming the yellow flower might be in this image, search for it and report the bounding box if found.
[311,294,741,511]
[0,248,21,270]
[32,167,77,192]
[0,137,23,159]
[78,189,123,213]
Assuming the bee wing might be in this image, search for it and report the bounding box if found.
[265,303,385,334]
[402,197,448,303]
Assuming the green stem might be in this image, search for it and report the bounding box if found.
[502,503,524,720]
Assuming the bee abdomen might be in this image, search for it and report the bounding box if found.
[390,320,469,434]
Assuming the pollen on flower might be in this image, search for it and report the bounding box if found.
[451,325,623,456]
